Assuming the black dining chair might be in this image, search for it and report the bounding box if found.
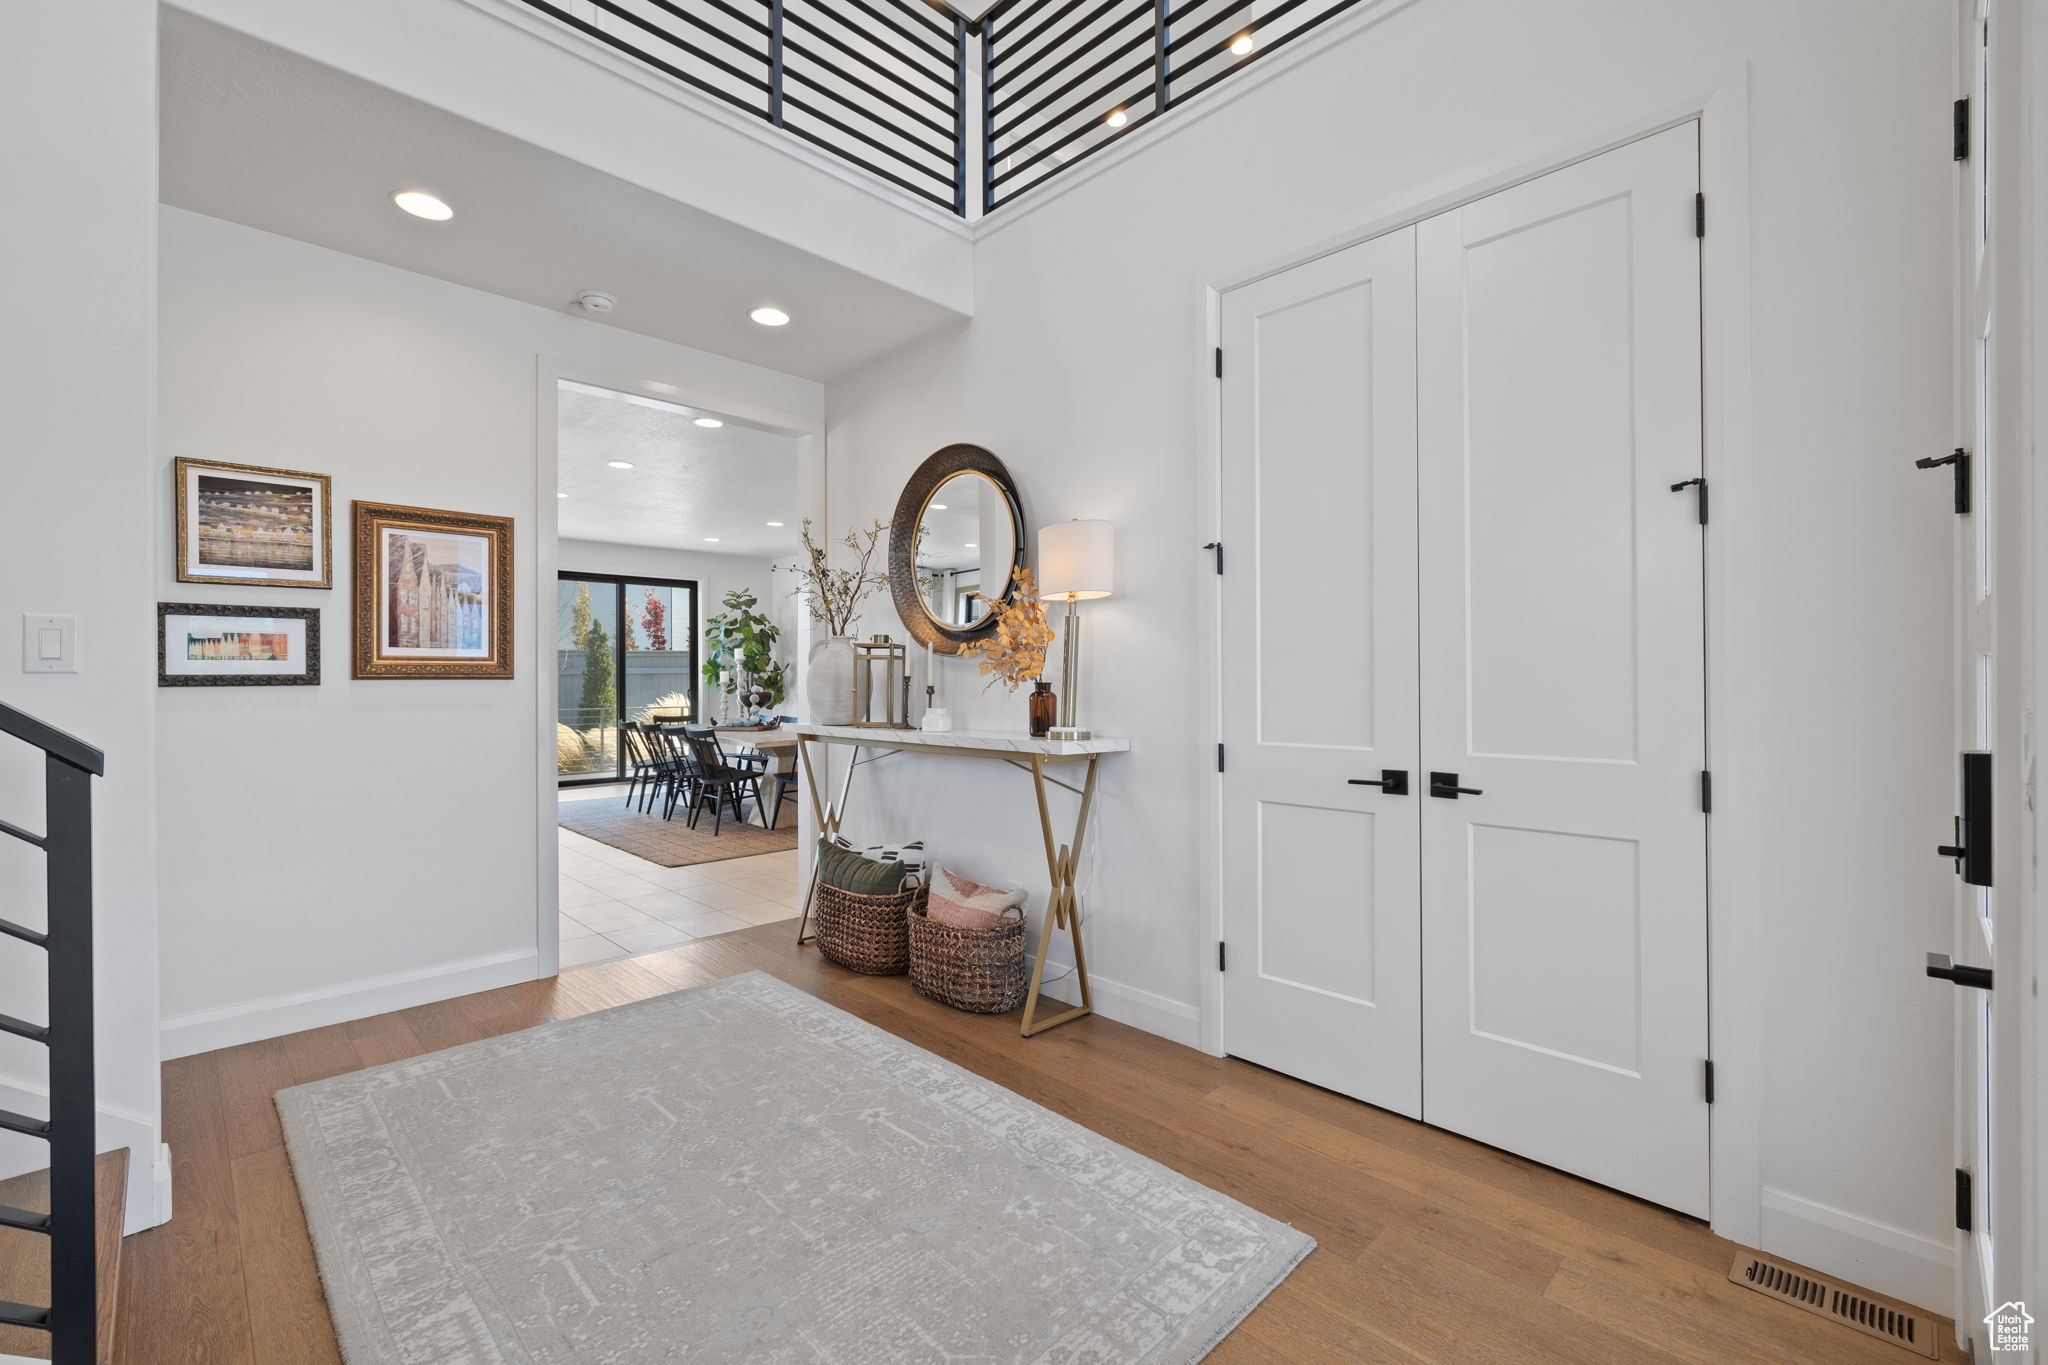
[644,725,698,821]
[677,727,761,835]
[620,721,665,812]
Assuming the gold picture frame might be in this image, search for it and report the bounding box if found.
[174,457,333,589]
[352,500,515,679]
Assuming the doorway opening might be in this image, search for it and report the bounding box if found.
[549,378,808,968]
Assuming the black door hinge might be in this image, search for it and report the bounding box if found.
[1954,98,1970,162]
[1694,192,1705,237]
[1214,346,1223,378]
[1915,447,1970,514]
[1700,770,1713,813]
[1218,941,1227,972]
[1956,1168,1973,1231]
[1217,743,1226,773]
[1670,477,1708,524]
[1202,541,1223,574]
[1703,1059,1715,1103]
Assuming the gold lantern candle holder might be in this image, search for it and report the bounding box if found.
[849,634,910,728]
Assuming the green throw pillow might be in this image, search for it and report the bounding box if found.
[816,837,909,895]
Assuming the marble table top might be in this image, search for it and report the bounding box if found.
[791,724,1129,757]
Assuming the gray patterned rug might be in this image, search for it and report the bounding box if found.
[279,972,1312,1363]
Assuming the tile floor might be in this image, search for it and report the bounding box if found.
[557,784,802,967]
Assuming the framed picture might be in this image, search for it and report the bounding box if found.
[175,457,332,589]
[353,501,515,679]
[158,603,320,687]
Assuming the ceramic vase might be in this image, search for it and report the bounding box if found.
[808,635,856,725]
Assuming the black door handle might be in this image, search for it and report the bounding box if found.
[1937,752,1994,886]
[1348,770,1408,795]
[1927,952,1993,991]
[1429,772,1483,798]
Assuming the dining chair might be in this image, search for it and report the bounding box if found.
[620,722,663,812]
[679,728,761,835]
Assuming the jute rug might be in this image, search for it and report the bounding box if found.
[558,795,797,866]
[280,972,1313,1364]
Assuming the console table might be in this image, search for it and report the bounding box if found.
[790,725,1130,1037]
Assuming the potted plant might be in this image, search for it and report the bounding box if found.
[701,588,787,720]
[784,518,891,726]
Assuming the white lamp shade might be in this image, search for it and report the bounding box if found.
[1038,519,1114,600]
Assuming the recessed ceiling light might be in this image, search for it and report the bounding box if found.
[1230,31,1256,55]
[557,492,568,499]
[1105,109,1128,128]
[607,460,634,469]
[750,306,791,327]
[965,542,978,548]
[930,503,948,511]
[391,190,454,221]
[693,417,724,428]
[766,521,785,527]
[704,537,721,543]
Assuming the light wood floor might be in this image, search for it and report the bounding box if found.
[111,923,1963,1364]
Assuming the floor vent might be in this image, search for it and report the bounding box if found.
[1727,1252,1939,1358]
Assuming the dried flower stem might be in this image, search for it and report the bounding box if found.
[783,518,892,637]
[964,567,1055,692]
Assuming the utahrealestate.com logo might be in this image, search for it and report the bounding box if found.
[1985,1301,2033,1353]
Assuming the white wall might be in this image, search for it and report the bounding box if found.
[0,0,166,1233]
[824,0,1956,1310]
[554,539,788,718]
[156,208,821,1056]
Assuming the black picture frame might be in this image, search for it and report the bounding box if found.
[157,602,321,687]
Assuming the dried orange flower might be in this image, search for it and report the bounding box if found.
[964,567,1055,692]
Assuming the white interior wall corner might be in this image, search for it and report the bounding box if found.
[0,0,165,1233]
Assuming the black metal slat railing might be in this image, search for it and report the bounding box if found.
[507,0,1371,215]
[981,0,1367,209]
[515,0,970,213]
[0,702,101,1365]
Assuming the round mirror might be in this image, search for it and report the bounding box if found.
[913,471,1017,630]
[888,446,1025,654]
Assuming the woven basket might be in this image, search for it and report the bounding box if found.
[812,880,923,976]
[907,901,1028,1013]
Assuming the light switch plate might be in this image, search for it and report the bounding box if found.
[22,614,78,674]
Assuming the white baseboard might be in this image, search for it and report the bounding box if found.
[1036,967,1201,1049]
[160,947,540,1060]
[1759,1186,1954,1316]
[0,1080,168,1235]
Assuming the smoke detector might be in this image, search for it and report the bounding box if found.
[573,290,616,316]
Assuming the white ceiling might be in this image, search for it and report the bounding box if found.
[557,382,801,558]
[158,9,968,382]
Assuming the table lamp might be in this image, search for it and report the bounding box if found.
[1037,519,1114,740]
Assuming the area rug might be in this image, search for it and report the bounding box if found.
[279,972,1313,1364]
[557,795,797,866]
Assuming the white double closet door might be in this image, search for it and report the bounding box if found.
[1217,124,1710,1216]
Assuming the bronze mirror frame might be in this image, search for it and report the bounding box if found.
[888,444,1025,655]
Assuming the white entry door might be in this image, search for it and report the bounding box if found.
[1217,229,1423,1116]
[1415,123,1709,1215]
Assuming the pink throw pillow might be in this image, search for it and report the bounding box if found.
[924,865,1025,931]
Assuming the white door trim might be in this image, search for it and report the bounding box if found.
[1191,61,1761,1245]
[533,357,827,982]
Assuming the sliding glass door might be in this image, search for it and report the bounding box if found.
[556,572,698,784]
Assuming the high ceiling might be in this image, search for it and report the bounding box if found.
[158,9,968,382]
[557,383,800,558]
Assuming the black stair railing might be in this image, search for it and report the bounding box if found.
[980,0,1367,209]
[0,702,101,1365]
[515,0,973,213]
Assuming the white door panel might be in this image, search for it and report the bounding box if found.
[1416,122,1709,1215]
[1218,228,1422,1116]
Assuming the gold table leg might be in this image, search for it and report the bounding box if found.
[1019,753,1099,1038]
[794,735,860,945]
